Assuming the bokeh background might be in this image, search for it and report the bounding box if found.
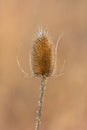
[0,0,87,130]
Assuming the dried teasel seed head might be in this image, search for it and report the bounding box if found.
[30,28,55,78]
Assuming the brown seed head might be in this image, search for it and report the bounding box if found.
[31,29,55,77]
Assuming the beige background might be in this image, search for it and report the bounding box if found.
[0,0,87,130]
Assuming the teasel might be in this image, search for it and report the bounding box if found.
[30,27,64,130]
[17,27,64,130]
[30,28,54,130]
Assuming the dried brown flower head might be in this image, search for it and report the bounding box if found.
[30,28,55,78]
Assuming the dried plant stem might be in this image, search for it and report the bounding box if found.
[35,76,47,130]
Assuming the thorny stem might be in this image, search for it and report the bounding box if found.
[35,76,47,130]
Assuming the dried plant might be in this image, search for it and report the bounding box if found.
[17,27,65,130]
[31,28,55,130]
[31,27,65,130]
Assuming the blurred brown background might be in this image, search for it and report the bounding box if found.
[0,0,87,130]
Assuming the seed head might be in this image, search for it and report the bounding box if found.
[30,28,55,78]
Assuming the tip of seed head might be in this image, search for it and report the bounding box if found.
[36,27,48,39]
